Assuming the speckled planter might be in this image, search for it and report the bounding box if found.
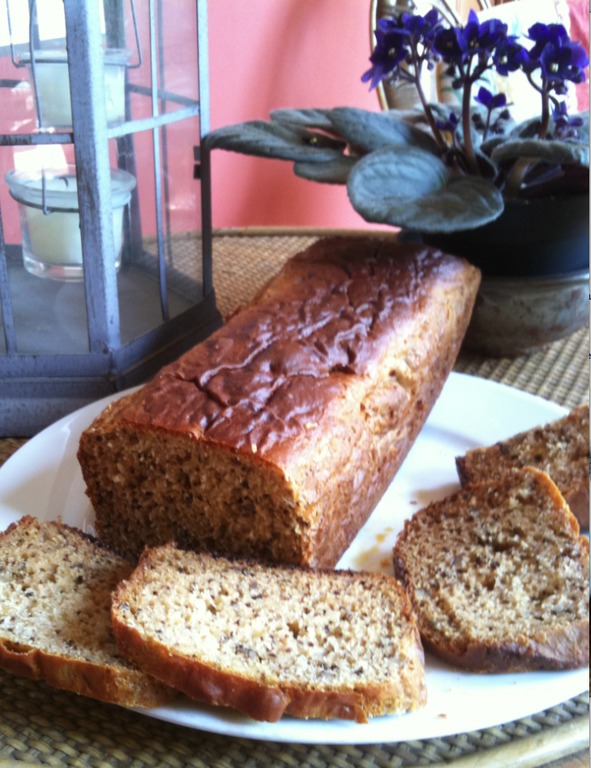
[461,269,589,357]
[422,194,589,356]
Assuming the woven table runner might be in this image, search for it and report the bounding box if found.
[0,231,588,768]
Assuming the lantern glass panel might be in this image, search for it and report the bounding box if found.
[1,0,206,347]
[0,0,219,436]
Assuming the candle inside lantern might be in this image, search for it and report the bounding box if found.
[5,165,136,281]
[24,49,130,128]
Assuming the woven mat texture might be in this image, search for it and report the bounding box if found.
[0,232,588,768]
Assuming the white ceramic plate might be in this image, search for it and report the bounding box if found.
[0,372,587,745]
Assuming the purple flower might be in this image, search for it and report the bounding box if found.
[552,100,584,138]
[474,87,510,139]
[432,26,463,64]
[473,16,508,51]
[362,23,410,90]
[521,23,589,88]
[361,7,589,187]
[540,38,589,86]
[362,9,442,90]
[493,36,527,76]
[436,110,460,133]
[527,22,570,60]
[475,86,507,110]
[400,8,440,39]
[433,10,508,68]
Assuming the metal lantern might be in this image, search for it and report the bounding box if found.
[0,0,221,436]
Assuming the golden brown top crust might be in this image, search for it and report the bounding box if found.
[100,237,478,458]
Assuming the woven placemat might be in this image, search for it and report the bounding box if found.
[0,230,588,767]
[0,668,587,768]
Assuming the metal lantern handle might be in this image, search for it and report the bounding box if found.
[5,0,142,70]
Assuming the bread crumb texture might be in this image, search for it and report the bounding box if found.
[112,545,427,722]
[0,516,173,706]
[0,517,129,661]
[394,468,589,672]
[456,405,589,528]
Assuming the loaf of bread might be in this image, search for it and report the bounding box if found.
[0,516,174,706]
[78,235,480,566]
[393,467,589,673]
[111,544,427,722]
[456,404,589,528]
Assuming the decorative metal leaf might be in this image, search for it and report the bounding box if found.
[347,146,504,232]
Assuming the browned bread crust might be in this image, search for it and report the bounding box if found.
[456,405,589,528]
[0,516,174,707]
[78,235,480,566]
[393,468,589,673]
[111,544,427,723]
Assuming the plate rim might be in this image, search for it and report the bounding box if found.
[0,372,587,745]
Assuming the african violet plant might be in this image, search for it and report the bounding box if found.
[205,6,589,233]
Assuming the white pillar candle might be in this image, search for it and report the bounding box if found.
[26,49,129,128]
[5,165,136,281]
[23,205,126,266]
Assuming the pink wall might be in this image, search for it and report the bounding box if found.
[0,1,382,245]
[206,0,591,230]
[207,0,383,230]
[1,1,588,240]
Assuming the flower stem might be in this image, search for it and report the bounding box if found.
[504,157,532,197]
[539,89,550,139]
[410,47,447,151]
[461,77,480,175]
[505,77,550,196]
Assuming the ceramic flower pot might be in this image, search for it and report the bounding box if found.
[422,194,589,357]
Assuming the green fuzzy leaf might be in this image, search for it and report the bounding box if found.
[269,109,348,152]
[480,135,507,155]
[294,156,356,184]
[327,107,440,155]
[575,112,590,144]
[510,117,544,139]
[492,139,590,168]
[270,108,334,130]
[347,146,504,232]
[203,120,341,162]
[512,113,590,144]
[474,148,498,178]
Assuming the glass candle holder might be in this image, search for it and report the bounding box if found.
[24,48,130,128]
[5,164,137,281]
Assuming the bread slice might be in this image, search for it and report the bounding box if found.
[111,545,427,723]
[393,467,589,673]
[0,516,174,707]
[456,404,589,528]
